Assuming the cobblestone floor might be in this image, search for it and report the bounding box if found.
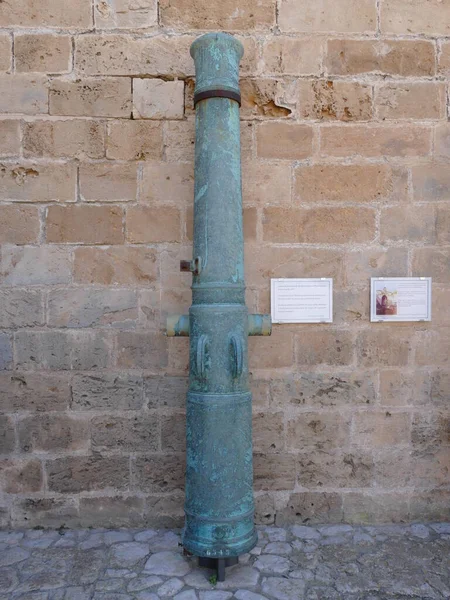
[1,524,449,600]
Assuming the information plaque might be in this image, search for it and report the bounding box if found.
[370,277,432,322]
[271,278,333,324]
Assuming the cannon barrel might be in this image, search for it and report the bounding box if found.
[166,32,271,580]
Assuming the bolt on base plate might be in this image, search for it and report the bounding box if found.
[198,556,239,582]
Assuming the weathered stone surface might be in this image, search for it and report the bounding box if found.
[133,79,184,120]
[297,450,373,488]
[140,161,194,206]
[76,35,195,77]
[320,124,431,158]
[106,121,163,160]
[299,80,372,121]
[161,413,185,452]
[381,0,450,35]
[326,39,436,76]
[0,162,76,202]
[0,372,69,412]
[252,412,284,453]
[288,412,350,451]
[375,82,446,120]
[257,122,313,159]
[295,330,353,367]
[160,0,275,30]
[0,0,92,27]
[15,330,111,370]
[280,0,376,32]
[0,205,40,244]
[18,415,90,453]
[158,578,184,597]
[246,247,344,289]
[127,206,181,243]
[110,542,150,567]
[47,456,129,493]
[263,207,376,244]
[47,205,124,244]
[91,414,159,452]
[380,205,436,243]
[413,249,450,284]
[80,497,145,528]
[0,334,13,371]
[50,78,132,117]
[145,376,188,409]
[357,330,411,367]
[249,329,294,370]
[253,453,296,491]
[0,457,44,494]
[74,247,157,285]
[133,455,185,492]
[80,163,137,201]
[263,37,322,75]
[94,0,157,28]
[48,288,137,328]
[144,551,191,576]
[262,576,305,599]
[294,163,406,203]
[0,34,12,71]
[0,120,20,156]
[117,332,168,369]
[12,497,79,528]
[277,492,343,525]
[345,248,408,285]
[243,161,292,206]
[353,412,411,448]
[2,246,72,285]
[0,74,48,114]
[15,35,72,73]
[72,373,143,411]
[343,492,409,523]
[23,120,105,159]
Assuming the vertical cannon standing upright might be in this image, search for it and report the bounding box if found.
[166,32,271,581]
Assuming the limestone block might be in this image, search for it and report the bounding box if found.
[47,288,138,328]
[74,247,158,285]
[18,415,90,453]
[106,120,163,160]
[15,35,71,73]
[0,162,76,202]
[375,82,446,120]
[92,415,159,452]
[46,205,124,244]
[80,163,137,201]
[50,78,132,117]
[0,74,47,114]
[0,120,20,156]
[71,373,144,411]
[298,80,373,121]
[133,79,184,120]
[279,0,376,32]
[23,120,105,159]
[326,39,436,76]
[0,205,40,244]
[47,456,130,493]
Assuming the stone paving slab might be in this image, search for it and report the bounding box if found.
[0,524,449,599]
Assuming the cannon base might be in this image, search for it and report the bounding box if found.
[198,556,239,582]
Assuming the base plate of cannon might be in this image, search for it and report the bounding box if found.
[198,556,239,582]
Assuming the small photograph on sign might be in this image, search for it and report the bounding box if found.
[370,277,431,322]
[271,278,333,324]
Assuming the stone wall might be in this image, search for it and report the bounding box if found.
[0,0,449,529]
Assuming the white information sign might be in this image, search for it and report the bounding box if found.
[370,277,432,322]
[271,278,333,324]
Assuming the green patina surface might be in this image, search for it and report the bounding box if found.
[181,32,257,559]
